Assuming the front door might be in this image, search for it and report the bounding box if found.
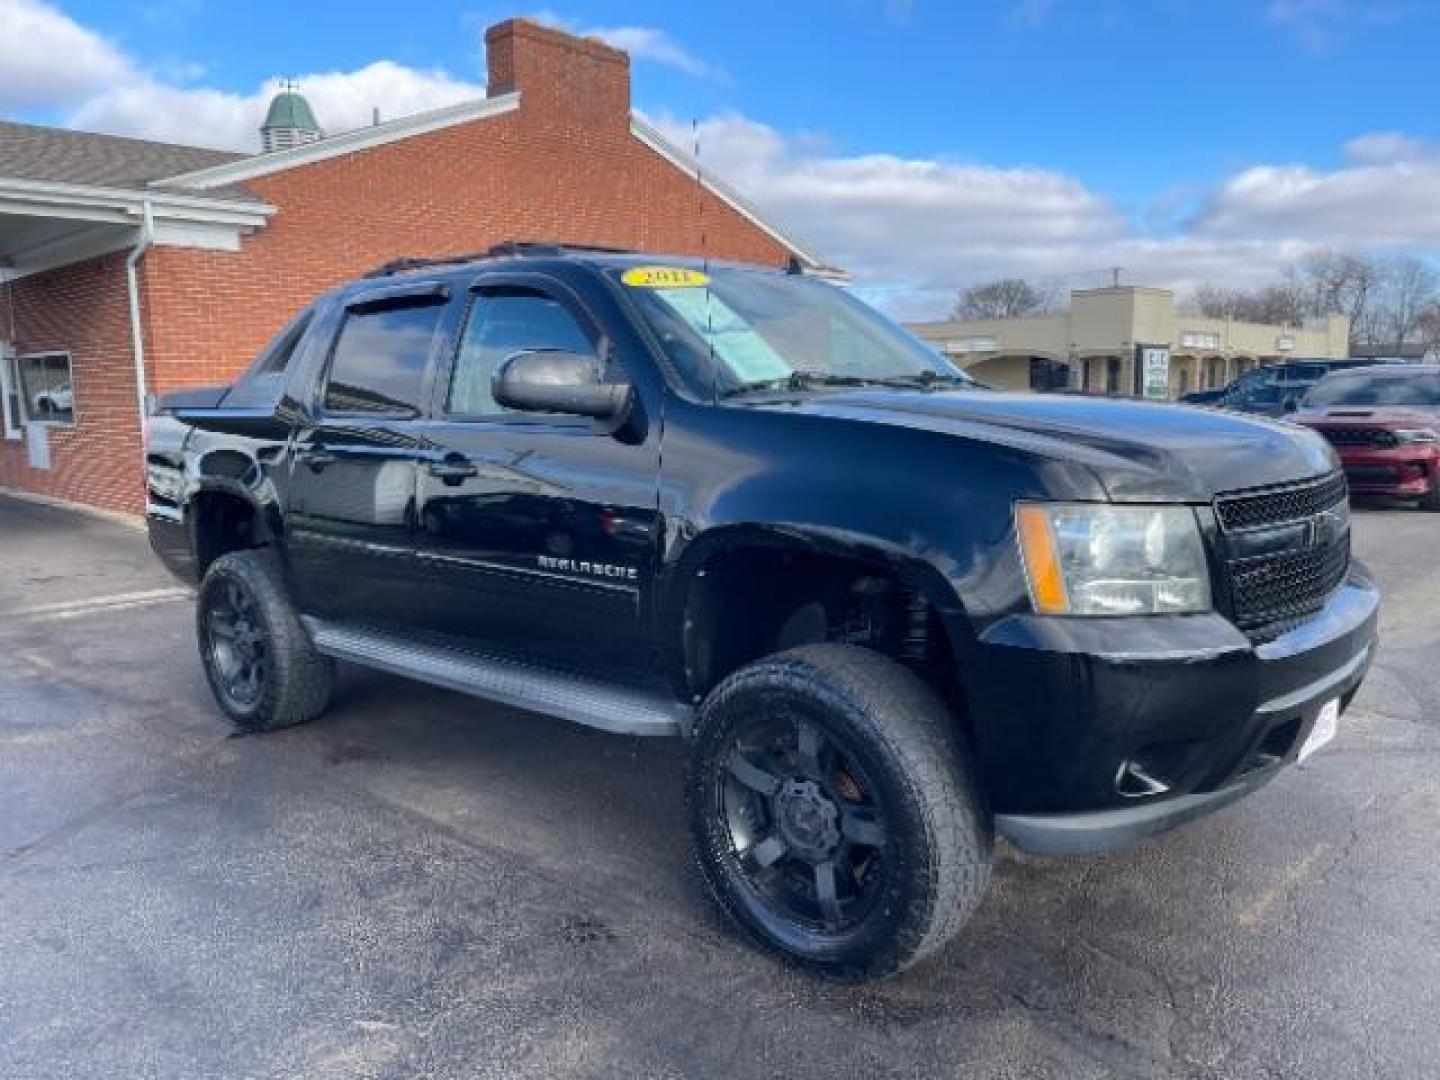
[414,281,661,679]
[285,284,451,627]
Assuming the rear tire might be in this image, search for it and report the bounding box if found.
[196,549,334,731]
[686,644,992,981]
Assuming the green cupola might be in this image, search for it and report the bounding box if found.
[260,83,322,152]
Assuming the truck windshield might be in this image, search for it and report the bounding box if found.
[611,265,974,396]
[1304,370,1440,409]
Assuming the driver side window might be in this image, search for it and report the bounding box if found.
[447,289,596,416]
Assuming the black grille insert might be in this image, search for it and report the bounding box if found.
[1215,473,1350,642]
[1214,472,1348,532]
[1318,427,1397,449]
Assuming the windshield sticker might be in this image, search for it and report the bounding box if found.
[621,266,711,289]
[651,286,793,382]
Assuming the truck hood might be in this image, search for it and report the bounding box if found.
[761,389,1338,503]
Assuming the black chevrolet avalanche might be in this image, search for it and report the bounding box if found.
[146,244,1379,980]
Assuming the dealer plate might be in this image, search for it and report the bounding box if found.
[1298,697,1340,762]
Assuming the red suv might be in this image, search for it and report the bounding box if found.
[1291,364,1440,509]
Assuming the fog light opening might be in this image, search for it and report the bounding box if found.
[1115,759,1172,799]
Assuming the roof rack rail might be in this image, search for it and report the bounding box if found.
[362,240,638,278]
[485,240,638,258]
[363,251,493,278]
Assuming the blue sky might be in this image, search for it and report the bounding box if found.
[5,0,1440,315]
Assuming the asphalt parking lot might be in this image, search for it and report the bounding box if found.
[1,493,1437,1079]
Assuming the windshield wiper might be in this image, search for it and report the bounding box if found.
[720,369,976,399]
[869,369,977,389]
[719,372,871,398]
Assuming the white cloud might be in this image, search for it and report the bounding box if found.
[1008,0,1056,28]
[0,0,131,109]
[1192,156,1440,251]
[526,11,721,78]
[649,111,1338,318]
[586,26,719,79]
[1343,131,1436,165]
[69,62,484,151]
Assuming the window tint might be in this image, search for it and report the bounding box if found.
[323,300,444,416]
[253,310,313,377]
[1304,371,1440,408]
[447,290,595,415]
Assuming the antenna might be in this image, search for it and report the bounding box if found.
[693,118,719,405]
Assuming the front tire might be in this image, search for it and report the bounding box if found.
[1418,479,1440,512]
[197,549,334,731]
[686,644,992,980]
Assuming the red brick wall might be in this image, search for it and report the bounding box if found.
[143,19,791,394]
[0,253,146,513]
[3,19,796,515]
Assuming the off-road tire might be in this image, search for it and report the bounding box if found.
[686,643,992,981]
[196,549,334,732]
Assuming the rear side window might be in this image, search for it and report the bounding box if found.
[323,299,446,416]
[253,310,313,377]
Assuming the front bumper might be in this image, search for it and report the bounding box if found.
[967,562,1379,855]
[1336,445,1439,497]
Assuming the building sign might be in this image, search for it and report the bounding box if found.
[1276,335,1296,352]
[1138,345,1171,399]
[945,335,998,355]
[1180,331,1221,350]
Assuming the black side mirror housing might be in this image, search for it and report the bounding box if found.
[1282,396,1300,414]
[492,349,633,421]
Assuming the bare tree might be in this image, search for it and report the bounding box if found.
[954,278,1058,320]
[1380,256,1438,344]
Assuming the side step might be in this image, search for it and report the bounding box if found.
[303,619,692,737]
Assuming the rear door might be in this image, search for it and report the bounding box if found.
[285,281,453,627]
[413,275,661,678]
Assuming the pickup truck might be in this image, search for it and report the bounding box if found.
[146,243,1379,980]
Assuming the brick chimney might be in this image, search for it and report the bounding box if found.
[485,19,631,134]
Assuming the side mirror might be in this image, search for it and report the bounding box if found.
[1282,396,1300,414]
[492,349,633,420]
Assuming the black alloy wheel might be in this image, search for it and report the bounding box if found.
[195,549,334,731]
[202,576,269,712]
[721,712,889,935]
[687,644,992,980]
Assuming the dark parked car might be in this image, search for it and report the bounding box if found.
[145,244,1378,980]
[1292,364,1440,508]
[1183,360,1372,415]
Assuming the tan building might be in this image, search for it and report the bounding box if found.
[909,286,1350,398]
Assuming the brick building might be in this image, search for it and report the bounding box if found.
[0,19,819,514]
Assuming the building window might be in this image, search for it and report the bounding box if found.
[15,352,74,426]
[1028,357,1069,392]
[1105,357,1120,394]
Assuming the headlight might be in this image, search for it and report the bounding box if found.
[1393,428,1438,445]
[1015,503,1211,616]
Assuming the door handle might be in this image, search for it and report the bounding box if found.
[428,457,478,485]
[297,447,337,471]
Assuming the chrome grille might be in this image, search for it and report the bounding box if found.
[1214,473,1350,642]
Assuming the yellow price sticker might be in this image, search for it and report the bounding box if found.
[621,266,711,289]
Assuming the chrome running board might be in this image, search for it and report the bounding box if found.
[303,618,690,737]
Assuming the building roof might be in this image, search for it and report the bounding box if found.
[261,91,320,134]
[0,120,258,201]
